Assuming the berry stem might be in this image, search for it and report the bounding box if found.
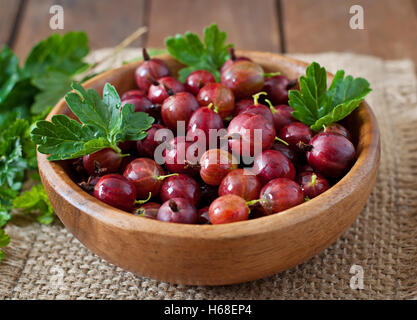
[252,91,267,105]
[228,47,237,61]
[143,48,150,61]
[310,173,317,186]
[263,71,281,78]
[296,141,313,152]
[135,192,152,205]
[264,98,277,114]
[275,136,289,146]
[156,173,179,181]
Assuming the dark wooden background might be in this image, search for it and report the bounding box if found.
[1,0,417,67]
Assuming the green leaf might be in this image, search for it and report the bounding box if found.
[12,184,54,225]
[0,78,38,115]
[23,32,89,78]
[32,82,154,161]
[165,24,232,81]
[0,114,30,191]
[31,114,100,160]
[0,46,20,105]
[0,208,11,228]
[289,62,371,131]
[0,228,10,247]
[30,71,73,114]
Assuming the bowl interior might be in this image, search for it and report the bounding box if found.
[45,51,374,235]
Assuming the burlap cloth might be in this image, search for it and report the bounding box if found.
[0,50,416,300]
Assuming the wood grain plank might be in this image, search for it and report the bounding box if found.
[0,0,22,46]
[12,0,148,60]
[147,0,280,52]
[282,0,417,65]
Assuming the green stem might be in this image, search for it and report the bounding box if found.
[275,136,289,146]
[252,91,267,105]
[135,192,152,205]
[156,173,179,181]
[264,71,281,78]
[264,98,276,113]
[310,173,317,186]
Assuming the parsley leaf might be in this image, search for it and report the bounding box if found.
[31,82,154,160]
[288,62,371,131]
[23,32,89,78]
[30,71,73,114]
[0,46,20,105]
[165,24,232,81]
[0,113,30,191]
[12,184,54,225]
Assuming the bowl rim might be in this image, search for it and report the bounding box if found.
[38,51,380,241]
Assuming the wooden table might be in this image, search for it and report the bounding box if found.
[1,0,417,67]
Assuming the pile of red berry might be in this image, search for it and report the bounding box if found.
[75,48,356,225]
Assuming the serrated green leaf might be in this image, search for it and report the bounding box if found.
[0,46,20,105]
[12,184,54,225]
[31,114,99,160]
[30,71,73,114]
[24,32,89,78]
[165,24,232,82]
[32,82,154,161]
[289,61,371,131]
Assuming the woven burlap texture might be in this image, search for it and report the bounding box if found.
[0,51,416,300]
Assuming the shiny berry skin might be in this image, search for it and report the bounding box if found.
[83,148,122,175]
[209,194,249,224]
[252,150,296,185]
[121,96,153,113]
[297,171,330,199]
[161,92,200,130]
[157,198,198,224]
[259,178,304,214]
[197,83,235,118]
[270,105,295,131]
[221,60,264,99]
[263,75,293,105]
[136,124,167,158]
[234,99,253,115]
[94,174,136,211]
[278,122,312,151]
[227,112,276,157]
[199,149,238,186]
[271,142,299,165]
[123,158,167,199]
[134,48,170,91]
[186,105,224,147]
[241,103,274,125]
[163,137,198,175]
[197,206,210,224]
[306,132,356,178]
[220,48,252,74]
[148,76,185,104]
[185,70,216,95]
[134,202,161,219]
[219,169,262,201]
[121,89,146,100]
[160,174,201,206]
[319,123,352,141]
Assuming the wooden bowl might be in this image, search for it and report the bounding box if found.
[38,51,380,285]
